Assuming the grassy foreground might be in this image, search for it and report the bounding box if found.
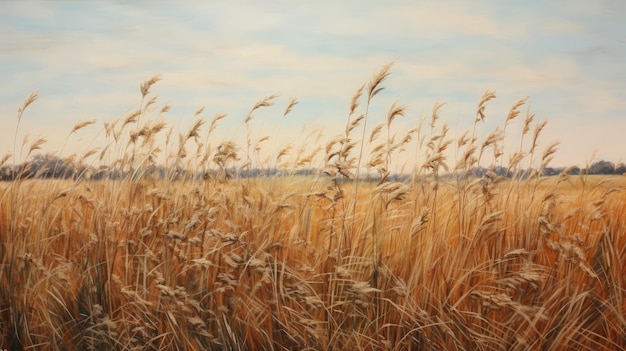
[1,66,625,350]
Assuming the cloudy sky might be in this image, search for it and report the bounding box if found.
[1,1,625,170]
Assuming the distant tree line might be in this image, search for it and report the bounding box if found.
[542,160,626,176]
[0,153,624,182]
[0,153,318,181]
[458,162,624,179]
[0,154,110,181]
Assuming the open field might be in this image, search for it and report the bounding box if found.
[1,67,626,350]
[2,175,625,350]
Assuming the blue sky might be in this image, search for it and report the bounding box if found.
[1,1,625,169]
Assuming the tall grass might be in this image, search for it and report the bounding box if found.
[1,66,625,350]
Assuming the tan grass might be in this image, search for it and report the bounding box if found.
[1,66,625,350]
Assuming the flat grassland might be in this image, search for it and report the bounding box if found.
[1,68,625,350]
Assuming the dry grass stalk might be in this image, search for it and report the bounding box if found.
[476,89,496,123]
[140,74,162,97]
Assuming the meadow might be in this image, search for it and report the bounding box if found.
[1,65,625,350]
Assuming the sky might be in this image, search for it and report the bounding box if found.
[1,1,625,171]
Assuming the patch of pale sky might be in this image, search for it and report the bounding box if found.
[390,3,504,38]
[1,1,625,170]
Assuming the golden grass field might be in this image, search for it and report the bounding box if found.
[1,66,625,350]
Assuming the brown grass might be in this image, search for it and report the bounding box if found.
[1,67,625,350]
